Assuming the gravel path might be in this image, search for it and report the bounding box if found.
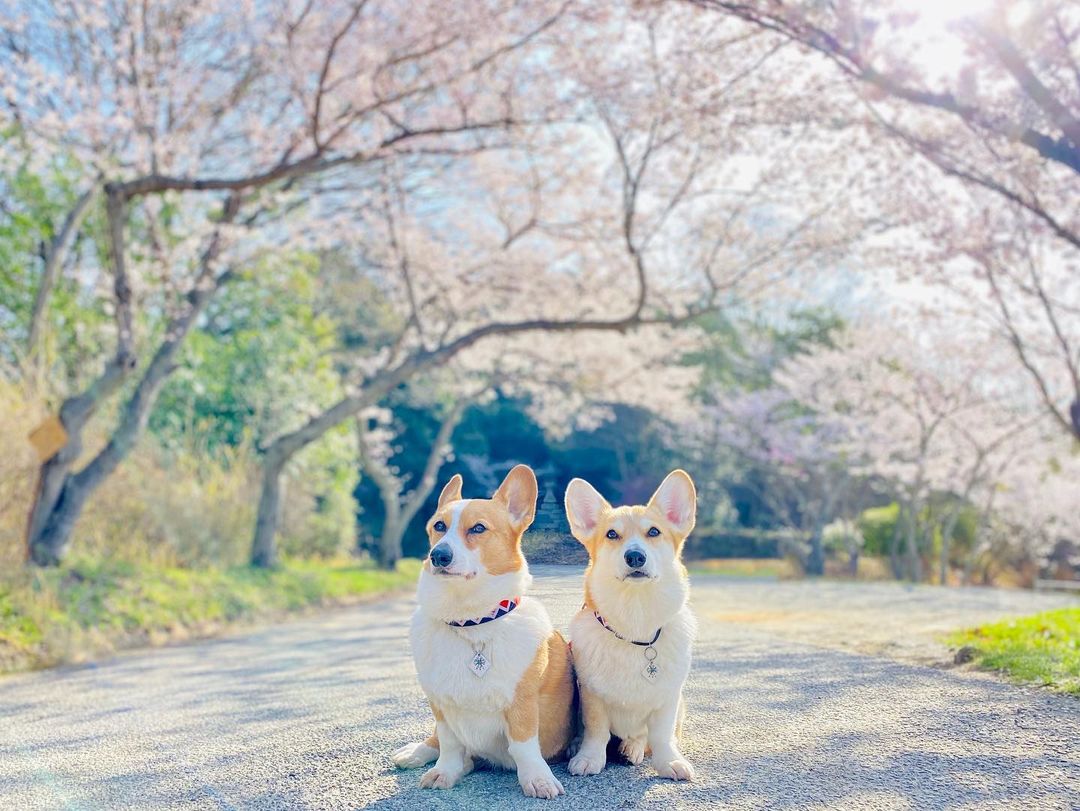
[1,567,1078,810]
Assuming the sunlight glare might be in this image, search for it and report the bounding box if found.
[891,0,1018,78]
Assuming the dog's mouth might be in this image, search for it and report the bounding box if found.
[622,571,653,581]
[434,569,477,580]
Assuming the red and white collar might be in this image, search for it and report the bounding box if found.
[446,596,522,628]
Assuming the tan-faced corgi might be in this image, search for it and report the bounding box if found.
[563,469,697,781]
[391,464,575,799]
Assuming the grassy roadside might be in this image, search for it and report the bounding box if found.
[949,607,1080,695]
[687,556,894,581]
[0,557,420,675]
[688,557,798,579]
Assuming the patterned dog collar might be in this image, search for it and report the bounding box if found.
[447,597,522,627]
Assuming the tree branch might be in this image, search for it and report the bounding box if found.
[26,185,97,357]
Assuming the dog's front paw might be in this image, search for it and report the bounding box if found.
[519,765,565,799]
[391,740,439,769]
[568,749,606,776]
[420,766,461,790]
[619,736,646,766]
[654,758,695,781]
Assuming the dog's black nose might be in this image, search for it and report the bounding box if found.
[624,548,646,569]
[430,543,453,568]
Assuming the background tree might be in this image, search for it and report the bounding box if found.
[355,384,478,569]
[678,0,1080,440]
[1,0,577,564]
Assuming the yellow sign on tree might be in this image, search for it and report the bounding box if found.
[28,416,68,462]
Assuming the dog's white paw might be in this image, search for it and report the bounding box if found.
[420,766,461,790]
[619,736,646,766]
[568,749,606,776]
[391,740,438,769]
[519,766,565,799]
[655,758,695,781]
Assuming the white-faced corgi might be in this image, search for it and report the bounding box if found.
[563,469,698,781]
[391,464,574,799]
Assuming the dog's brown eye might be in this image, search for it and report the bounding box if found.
[468,523,486,534]
[433,521,447,533]
[647,527,660,537]
[606,529,619,540]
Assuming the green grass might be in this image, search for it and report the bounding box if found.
[687,558,798,579]
[0,557,420,675]
[949,607,1080,695]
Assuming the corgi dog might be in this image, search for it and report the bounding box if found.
[563,469,698,781]
[390,464,574,800]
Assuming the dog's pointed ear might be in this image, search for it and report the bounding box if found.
[565,478,611,542]
[437,474,463,508]
[648,469,696,537]
[493,464,537,532]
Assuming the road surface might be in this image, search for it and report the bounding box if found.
[1,567,1078,810]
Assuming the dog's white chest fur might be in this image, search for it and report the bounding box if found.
[570,605,695,740]
[410,599,551,768]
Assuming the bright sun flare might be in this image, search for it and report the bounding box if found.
[896,0,1032,77]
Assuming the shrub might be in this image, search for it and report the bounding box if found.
[0,377,356,568]
[686,527,798,560]
[858,502,900,556]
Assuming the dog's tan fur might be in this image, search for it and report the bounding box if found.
[391,465,574,799]
[565,470,698,781]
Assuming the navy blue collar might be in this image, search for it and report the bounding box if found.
[593,611,662,646]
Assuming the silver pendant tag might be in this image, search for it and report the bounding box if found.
[642,645,659,683]
[469,650,490,677]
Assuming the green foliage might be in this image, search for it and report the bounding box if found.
[950,608,1080,694]
[0,557,421,674]
[366,395,685,560]
[0,144,110,371]
[686,527,791,559]
[375,393,558,560]
[687,558,797,579]
[150,256,359,559]
[279,422,359,559]
[151,256,342,454]
[858,502,900,556]
[688,307,844,395]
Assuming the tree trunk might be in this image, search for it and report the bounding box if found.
[360,398,469,571]
[252,451,286,568]
[887,504,904,579]
[27,187,97,360]
[806,525,825,576]
[26,269,231,565]
[25,354,135,564]
[904,508,922,582]
[939,511,960,586]
[25,193,236,566]
[378,521,405,570]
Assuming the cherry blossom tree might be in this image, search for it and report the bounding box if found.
[354,371,487,569]
[692,386,852,575]
[777,318,1059,582]
[245,6,874,567]
[1,0,574,565]
[3,0,877,569]
[675,0,1080,440]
